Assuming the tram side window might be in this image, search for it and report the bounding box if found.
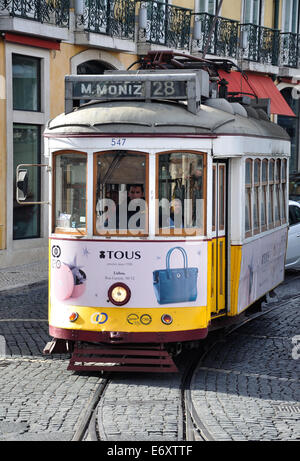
[245,159,252,237]
[95,151,147,235]
[157,152,206,236]
[54,152,87,233]
[244,157,288,238]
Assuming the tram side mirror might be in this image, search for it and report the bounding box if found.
[16,169,28,202]
[15,163,51,205]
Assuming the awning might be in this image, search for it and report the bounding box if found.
[218,70,295,117]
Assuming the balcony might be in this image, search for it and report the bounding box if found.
[0,0,69,40]
[239,23,280,70]
[137,0,191,51]
[74,0,136,51]
[192,12,239,59]
[279,32,300,74]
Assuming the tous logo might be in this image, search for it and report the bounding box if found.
[99,250,141,260]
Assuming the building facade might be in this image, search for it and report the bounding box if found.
[0,0,299,267]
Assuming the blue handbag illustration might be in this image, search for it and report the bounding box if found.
[153,247,198,304]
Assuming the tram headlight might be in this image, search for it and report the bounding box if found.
[108,283,131,306]
[69,312,79,322]
[161,314,173,325]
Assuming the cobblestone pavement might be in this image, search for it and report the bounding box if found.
[0,283,103,441]
[191,295,300,441]
[98,375,183,441]
[0,260,48,292]
[0,263,299,441]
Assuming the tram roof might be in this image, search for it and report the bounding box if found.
[45,99,290,141]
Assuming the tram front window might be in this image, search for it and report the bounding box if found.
[95,151,147,235]
[54,152,87,233]
[157,152,206,235]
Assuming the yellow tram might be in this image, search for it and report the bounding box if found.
[24,52,290,372]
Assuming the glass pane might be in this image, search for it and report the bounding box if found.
[262,159,267,182]
[245,188,251,233]
[254,159,260,184]
[245,159,252,185]
[253,0,260,24]
[208,0,216,14]
[55,153,87,232]
[12,54,40,111]
[95,152,146,234]
[268,185,274,226]
[158,152,205,235]
[282,159,287,182]
[269,160,274,182]
[13,124,40,239]
[261,186,266,227]
[219,165,225,229]
[253,187,259,230]
[291,0,298,33]
[281,184,286,222]
[275,159,281,182]
[244,0,252,22]
[275,186,279,222]
[212,166,216,230]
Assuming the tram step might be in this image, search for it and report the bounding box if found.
[67,343,178,373]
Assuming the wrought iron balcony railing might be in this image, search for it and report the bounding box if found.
[0,0,69,27]
[137,0,191,50]
[192,12,239,59]
[279,32,300,69]
[78,0,135,40]
[240,23,280,66]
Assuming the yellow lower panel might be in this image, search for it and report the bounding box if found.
[229,245,242,316]
[49,304,208,333]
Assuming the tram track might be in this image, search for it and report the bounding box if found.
[68,293,299,443]
[72,376,110,441]
[180,296,298,442]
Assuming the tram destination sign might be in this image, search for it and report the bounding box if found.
[65,72,208,114]
[72,80,187,100]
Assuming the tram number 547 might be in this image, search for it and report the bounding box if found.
[111,138,126,147]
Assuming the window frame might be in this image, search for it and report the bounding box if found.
[12,53,41,112]
[155,150,207,237]
[260,158,268,232]
[52,150,88,235]
[93,150,149,237]
[253,159,260,235]
[244,156,288,239]
[245,158,253,238]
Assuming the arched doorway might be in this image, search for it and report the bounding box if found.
[77,59,115,75]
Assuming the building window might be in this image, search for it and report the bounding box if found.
[243,0,261,25]
[13,124,41,240]
[12,54,41,111]
[282,0,299,33]
[199,0,217,14]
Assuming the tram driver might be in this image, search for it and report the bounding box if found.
[96,183,146,234]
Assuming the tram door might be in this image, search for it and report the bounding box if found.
[210,162,226,315]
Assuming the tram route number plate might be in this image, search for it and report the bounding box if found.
[72,80,187,100]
